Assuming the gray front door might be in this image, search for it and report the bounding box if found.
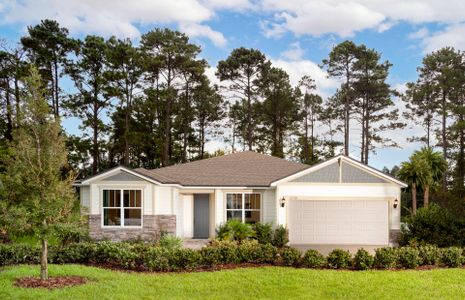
[193,194,210,238]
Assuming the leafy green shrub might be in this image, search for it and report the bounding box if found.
[353,249,374,270]
[327,249,351,269]
[272,225,289,248]
[0,243,40,265]
[301,249,326,268]
[400,204,463,247]
[258,243,278,263]
[94,241,139,269]
[143,247,170,271]
[158,234,182,250]
[169,248,201,271]
[53,223,90,246]
[216,220,255,242]
[237,240,261,262]
[440,247,463,267]
[253,223,273,245]
[199,246,222,267]
[209,239,239,264]
[374,247,398,269]
[417,245,440,265]
[398,247,421,269]
[50,242,97,264]
[279,247,301,266]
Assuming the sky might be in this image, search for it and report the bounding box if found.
[1,0,464,169]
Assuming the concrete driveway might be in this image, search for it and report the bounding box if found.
[291,244,384,255]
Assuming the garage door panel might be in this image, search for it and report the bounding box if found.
[288,200,388,245]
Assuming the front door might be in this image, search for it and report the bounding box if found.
[193,194,210,238]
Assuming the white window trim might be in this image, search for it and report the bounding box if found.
[225,192,262,223]
[101,188,143,228]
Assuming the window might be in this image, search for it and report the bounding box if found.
[103,189,142,227]
[226,193,261,224]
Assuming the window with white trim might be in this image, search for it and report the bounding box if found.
[102,189,142,227]
[226,193,261,223]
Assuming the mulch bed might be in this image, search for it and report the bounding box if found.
[15,276,88,290]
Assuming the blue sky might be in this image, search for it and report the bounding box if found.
[1,0,464,169]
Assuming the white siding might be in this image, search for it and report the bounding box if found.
[182,194,194,238]
[214,189,224,226]
[261,189,277,224]
[80,186,90,214]
[154,186,173,214]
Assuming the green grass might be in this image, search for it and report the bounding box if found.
[1,265,465,299]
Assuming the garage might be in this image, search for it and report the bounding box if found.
[288,199,389,245]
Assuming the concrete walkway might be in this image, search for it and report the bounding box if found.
[182,239,210,250]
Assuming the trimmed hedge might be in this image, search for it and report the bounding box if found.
[1,242,463,271]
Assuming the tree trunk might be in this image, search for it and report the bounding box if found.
[441,91,447,191]
[424,185,430,208]
[92,100,99,174]
[246,75,253,151]
[344,63,350,156]
[5,81,13,141]
[412,182,417,216]
[53,58,60,117]
[40,238,48,280]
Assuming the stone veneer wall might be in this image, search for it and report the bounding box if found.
[88,214,176,241]
[389,229,401,246]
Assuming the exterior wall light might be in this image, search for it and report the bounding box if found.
[393,198,399,209]
[280,197,286,208]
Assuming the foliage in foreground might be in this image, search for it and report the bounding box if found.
[1,241,465,272]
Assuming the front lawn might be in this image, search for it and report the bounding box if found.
[1,265,465,299]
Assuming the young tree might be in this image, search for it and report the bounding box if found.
[216,47,269,150]
[322,41,360,155]
[66,35,111,174]
[259,67,299,157]
[0,68,77,279]
[21,19,78,117]
[412,147,447,207]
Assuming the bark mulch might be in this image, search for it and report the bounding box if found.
[14,276,88,290]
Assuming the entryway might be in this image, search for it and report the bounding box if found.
[193,194,210,238]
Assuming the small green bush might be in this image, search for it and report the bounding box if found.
[237,240,261,262]
[216,220,255,242]
[398,247,421,269]
[53,223,90,246]
[199,246,222,267]
[302,249,326,268]
[253,223,273,245]
[272,225,289,248]
[353,249,374,270]
[143,247,170,271]
[0,243,40,265]
[258,243,278,263]
[209,239,240,264]
[417,245,440,265]
[158,234,182,250]
[50,242,97,264]
[279,247,301,266]
[170,248,201,271]
[374,247,398,269]
[441,247,463,267]
[327,249,351,269]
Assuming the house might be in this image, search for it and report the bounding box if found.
[76,151,406,250]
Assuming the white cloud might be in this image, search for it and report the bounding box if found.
[179,23,227,47]
[280,42,304,61]
[419,24,465,53]
[0,0,230,46]
[271,58,339,97]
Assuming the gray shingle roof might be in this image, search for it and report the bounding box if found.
[133,151,310,187]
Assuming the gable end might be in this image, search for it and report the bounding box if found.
[101,171,145,182]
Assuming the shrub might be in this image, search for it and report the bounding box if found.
[94,241,139,269]
[50,242,97,264]
[374,247,398,269]
[302,249,326,268]
[253,223,273,245]
[53,223,90,246]
[199,246,222,267]
[143,247,170,271]
[216,220,255,242]
[169,248,201,271]
[209,239,240,264]
[0,243,40,265]
[353,249,374,270]
[279,247,301,266]
[398,247,421,269]
[158,234,182,250]
[237,240,261,262]
[441,247,463,267]
[400,204,463,247]
[258,243,278,263]
[417,245,440,266]
[272,225,289,248]
[327,249,351,269]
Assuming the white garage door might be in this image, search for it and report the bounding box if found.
[288,199,388,245]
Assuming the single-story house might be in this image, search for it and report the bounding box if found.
[76,151,406,249]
